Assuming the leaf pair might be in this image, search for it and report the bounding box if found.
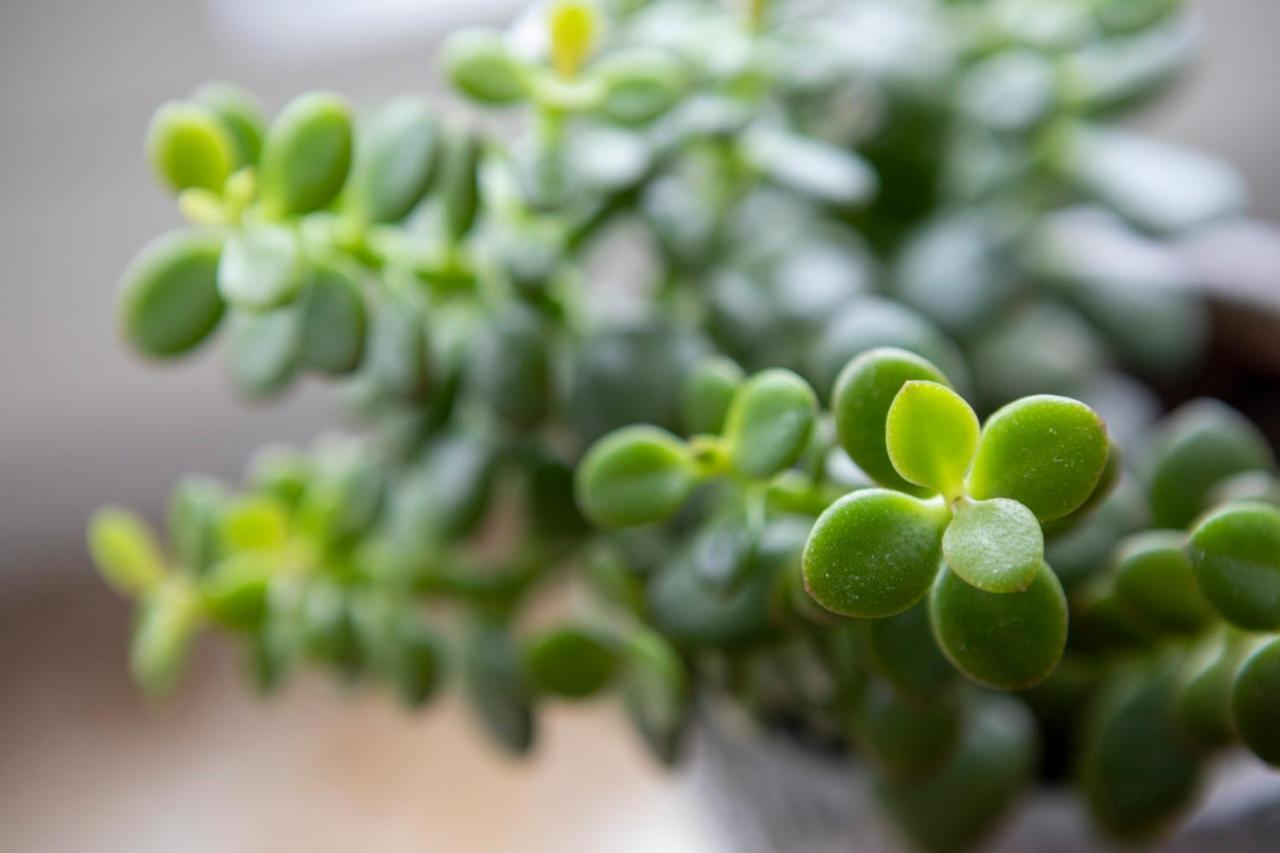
[576,367,818,528]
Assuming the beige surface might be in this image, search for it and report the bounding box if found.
[0,586,721,853]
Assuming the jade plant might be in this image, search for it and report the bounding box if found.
[89,0,1280,848]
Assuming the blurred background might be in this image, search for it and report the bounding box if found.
[0,1,1278,850]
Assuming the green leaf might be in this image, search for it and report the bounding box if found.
[689,498,761,594]
[218,225,304,310]
[199,552,272,629]
[813,298,969,406]
[469,305,550,427]
[930,561,1067,690]
[440,132,481,242]
[968,395,1109,522]
[745,126,877,208]
[863,601,956,703]
[1188,501,1280,631]
[1232,637,1280,766]
[1176,632,1245,751]
[387,613,444,708]
[831,347,950,494]
[575,426,696,528]
[850,678,963,780]
[1081,661,1202,840]
[876,696,1035,853]
[258,92,353,217]
[803,489,949,618]
[681,356,744,436]
[228,305,301,398]
[1147,399,1274,529]
[219,495,289,553]
[942,497,1043,593]
[647,520,806,649]
[596,49,686,125]
[363,290,431,400]
[130,582,201,696]
[346,97,440,223]
[1112,530,1214,633]
[524,454,590,541]
[462,624,535,754]
[723,368,818,479]
[885,380,979,499]
[621,628,688,765]
[88,508,167,596]
[118,229,225,358]
[525,626,618,700]
[193,82,267,167]
[1064,125,1245,234]
[167,476,228,573]
[298,582,362,675]
[146,101,236,193]
[442,30,527,105]
[548,0,599,78]
[298,258,367,375]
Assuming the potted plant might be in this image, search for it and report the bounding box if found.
[88,0,1280,849]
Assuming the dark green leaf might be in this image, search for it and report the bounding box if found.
[298,258,367,374]
[118,229,225,358]
[831,347,950,494]
[1147,399,1274,529]
[1112,530,1213,633]
[259,92,354,216]
[1188,501,1280,631]
[930,562,1067,690]
[1232,637,1280,766]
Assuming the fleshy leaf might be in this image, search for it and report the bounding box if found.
[930,561,1067,690]
[885,380,979,499]
[346,97,440,224]
[298,259,367,375]
[524,626,617,700]
[443,30,528,105]
[1112,530,1213,633]
[1188,501,1280,631]
[118,229,225,358]
[1232,637,1280,766]
[576,426,696,528]
[803,489,948,618]
[88,508,167,596]
[723,369,818,479]
[1147,399,1274,529]
[681,356,744,436]
[1080,661,1202,840]
[968,395,1109,522]
[832,347,950,494]
[942,497,1043,593]
[876,697,1035,853]
[218,225,304,310]
[146,102,235,193]
[258,92,353,217]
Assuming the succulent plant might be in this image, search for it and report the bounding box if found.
[91,0,1280,848]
